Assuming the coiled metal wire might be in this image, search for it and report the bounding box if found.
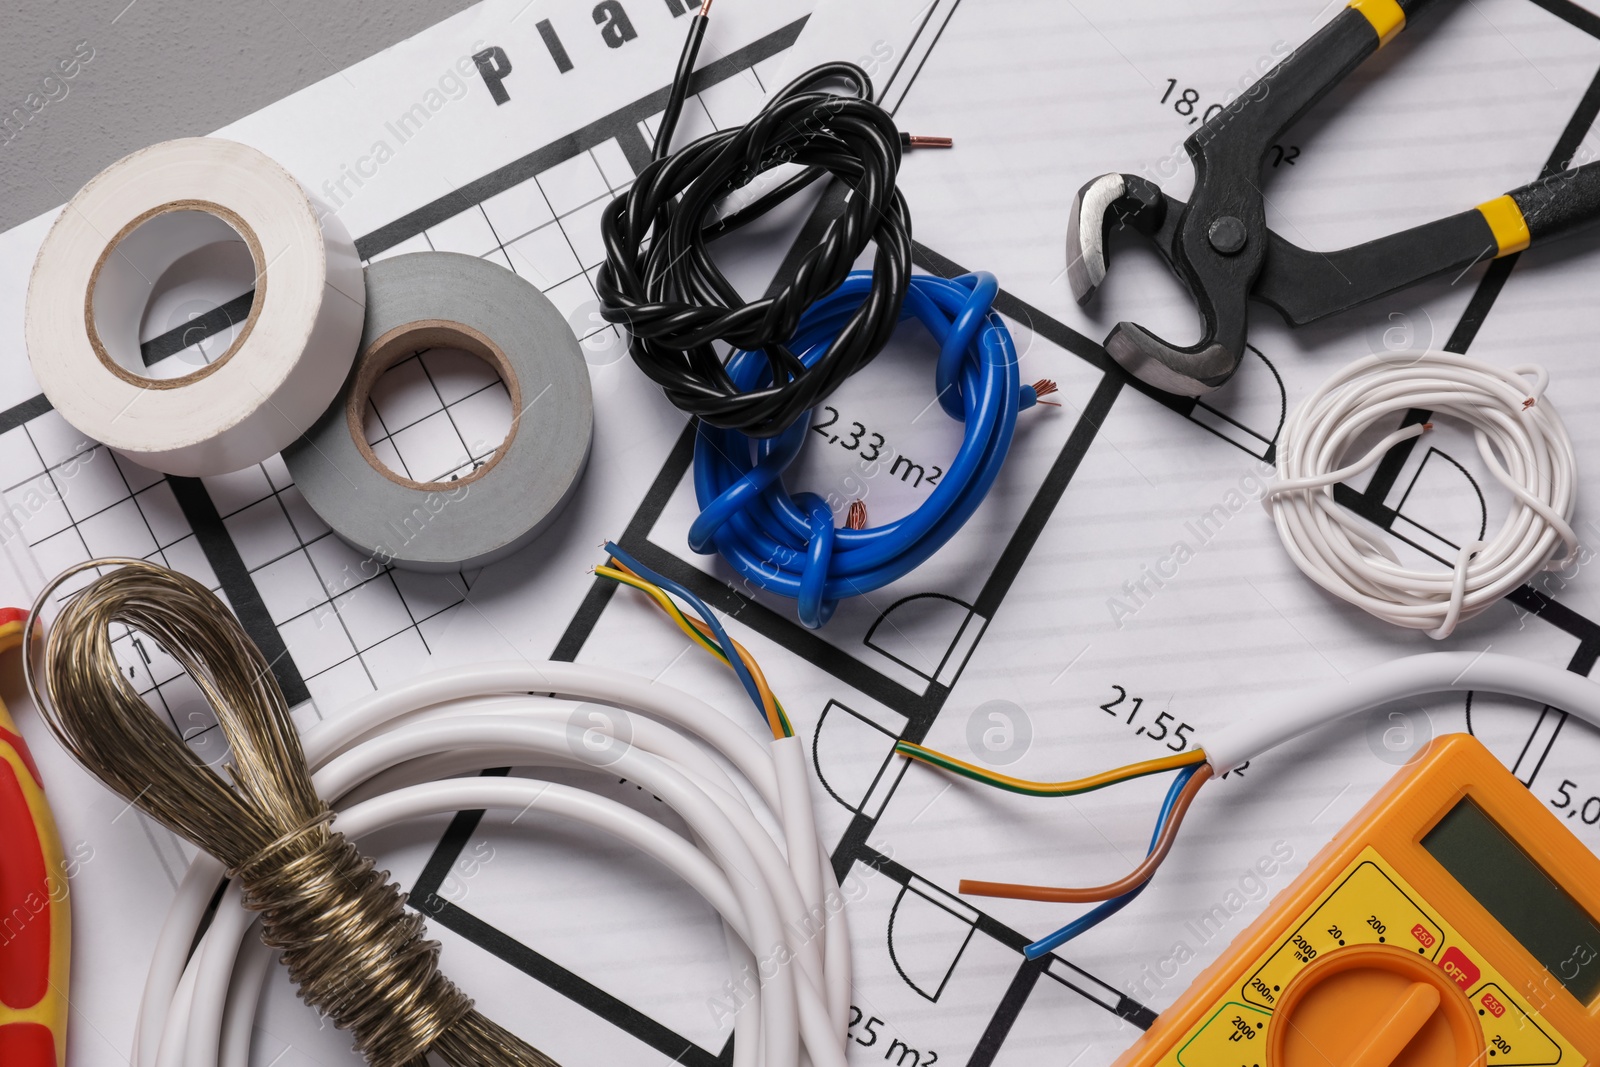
[26,557,560,1067]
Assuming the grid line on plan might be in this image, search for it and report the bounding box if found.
[0,407,476,718]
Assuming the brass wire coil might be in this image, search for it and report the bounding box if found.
[26,558,560,1067]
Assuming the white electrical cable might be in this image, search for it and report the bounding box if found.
[1265,351,1578,639]
[129,663,851,1067]
[1203,651,1600,773]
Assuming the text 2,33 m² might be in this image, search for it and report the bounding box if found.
[813,406,944,490]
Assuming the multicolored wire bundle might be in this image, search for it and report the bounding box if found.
[595,541,793,740]
[594,549,1215,960]
[893,740,1212,958]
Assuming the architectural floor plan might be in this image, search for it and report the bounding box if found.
[3,1,1600,1065]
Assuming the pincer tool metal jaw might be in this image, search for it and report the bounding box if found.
[1068,171,1242,397]
[1068,0,1600,397]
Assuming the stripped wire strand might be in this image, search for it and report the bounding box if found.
[594,563,791,739]
[594,549,793,739]
[604,542,766,713]
[1023,763,1202,958]
[654,0,714,159]
[960,764,1212,903]
[894,740,1205,796]
[894,739,1213,904]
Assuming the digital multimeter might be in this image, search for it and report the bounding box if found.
[1115,734,1600,1067]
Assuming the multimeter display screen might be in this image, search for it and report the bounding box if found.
[1423,797,1600,1002]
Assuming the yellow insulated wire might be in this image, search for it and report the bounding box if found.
[594,563,790,739]
[595,566,721,656]
[894,740,1208,797]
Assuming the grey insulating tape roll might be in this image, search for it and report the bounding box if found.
[284,251,592,571]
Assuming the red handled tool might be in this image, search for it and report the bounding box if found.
[0,606,69,1067]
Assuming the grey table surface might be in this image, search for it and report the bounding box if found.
[0,0,479,234]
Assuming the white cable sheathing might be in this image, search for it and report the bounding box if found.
[132,664,850,1067]
[1203,651,1600,773]
[772,736,851,1031]
[1266,352,1577,639]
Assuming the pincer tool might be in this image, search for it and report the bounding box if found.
[1068,0,1600,396]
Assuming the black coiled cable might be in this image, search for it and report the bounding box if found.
[597,56,923,438]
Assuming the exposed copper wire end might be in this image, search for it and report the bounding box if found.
[699,0,714,15]
[1423,421,1434,431]
[905,135,954,149]
[846,500,868,530]
[1031,379,1062,407]
[1523,397,1537,410]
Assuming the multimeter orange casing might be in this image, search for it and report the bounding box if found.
[1113,733,1600,1067]
[0,608,69,1067]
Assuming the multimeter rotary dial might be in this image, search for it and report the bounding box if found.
[1267,943,1487,1067]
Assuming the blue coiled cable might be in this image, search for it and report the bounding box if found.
[689,270,1049,628]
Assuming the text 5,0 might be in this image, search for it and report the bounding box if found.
[1551,779,1600,827]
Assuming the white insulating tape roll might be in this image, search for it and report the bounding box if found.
[284,251,593,572]
[25,137,365,476]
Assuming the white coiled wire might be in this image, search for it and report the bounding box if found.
[1265,351,1578,639]
[131,663,851,1067]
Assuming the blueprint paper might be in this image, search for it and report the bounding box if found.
[439,2,1600,1067]
[1,0,1600,1066]
[0,1,813,1062]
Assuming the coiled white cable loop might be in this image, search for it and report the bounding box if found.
[1265,351,1578,639]
[131,663,851,1067]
